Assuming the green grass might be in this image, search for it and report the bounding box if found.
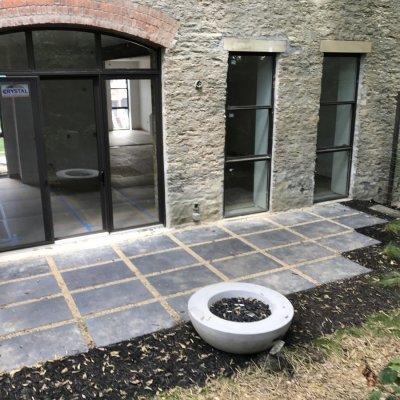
[0,138,4,156]
[373,272,400,288]
[384,242,400,261]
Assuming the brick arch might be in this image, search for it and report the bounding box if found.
[0,1,179,48]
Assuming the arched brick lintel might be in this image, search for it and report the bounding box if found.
[0,1,179,48]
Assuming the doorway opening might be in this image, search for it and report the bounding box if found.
[0,28,164,252]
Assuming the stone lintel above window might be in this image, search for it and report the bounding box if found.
[320,40,372,54]
[224,38,287,53]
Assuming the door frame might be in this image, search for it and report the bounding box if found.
[0,76,54,250]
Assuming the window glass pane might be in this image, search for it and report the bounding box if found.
[0,32,28,70]
[320,57,358,103]
[227,55,273,106]
[33,31,96,70]
[224,160,269,216]
[317,104,352,148]
[111,89,128,108]
[102,34,157,69]
[314,151,350,202]
[112,109,130,130]
[110,79,128,89]
[226,109,270,157]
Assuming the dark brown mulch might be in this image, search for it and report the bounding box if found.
[209,297,271,322]
[1,201,400,400]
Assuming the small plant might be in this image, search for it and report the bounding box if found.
[368,358,400,400]
[386,220,400,237]
[383,242,400,261]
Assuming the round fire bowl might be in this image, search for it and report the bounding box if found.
[188,282,294,354]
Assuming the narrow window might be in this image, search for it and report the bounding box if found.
[314,55,360,202]
[224,53,274,217]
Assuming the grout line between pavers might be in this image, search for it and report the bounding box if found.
[166,233,230,282]
[46,256,95,349]
[69,276,138,294]
[0,272,54,286]
[56,258,123,273]
[0,319,75,341]
[111,244,181,323]
[305,209,363,229]
[218,225,321,286]
[0,293,64,310]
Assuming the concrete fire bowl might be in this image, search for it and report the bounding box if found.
[188,282,294,354]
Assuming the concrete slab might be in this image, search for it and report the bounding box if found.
[133,248,198,274]
[0,324,87,372]
[62,261,135,291]
[0,298,72,336]
[316,231,380,252]
[211,253,282,279]
[297,256,371,283]
[190,238,253,261]
[268,242,334,265]
[72,280,154,315]
[147,266,221,296]
[0,275,61,306]
[86,303,175,347]
[244,269,315,294]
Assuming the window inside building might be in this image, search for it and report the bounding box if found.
[224,54,274,217]
[314,55,360,202]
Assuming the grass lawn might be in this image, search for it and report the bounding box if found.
[160,309,400,400]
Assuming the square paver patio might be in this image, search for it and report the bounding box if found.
[0,257,50,282]
[316,231,380,252]
[291,220,350,239]
[190,238,253,261]
[173,226,230,245]
[245,229,303,249]
[334,213,387,229]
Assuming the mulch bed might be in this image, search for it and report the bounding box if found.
[1,201,400,400]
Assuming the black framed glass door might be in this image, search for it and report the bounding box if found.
[0,77,51,250]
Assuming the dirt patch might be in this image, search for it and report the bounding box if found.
[1,201,400,399]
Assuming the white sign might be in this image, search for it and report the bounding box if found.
[1,84,30,98]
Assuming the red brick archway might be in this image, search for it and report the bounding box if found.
[0,0,179,48]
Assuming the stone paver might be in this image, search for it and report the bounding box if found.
[190,238,253,260]
[316,231,380,252]
[133,248,198,274]
[0,324,87,371]
[268,242,334,265]
[119,235,178,257]
[0,258,50,282]
[62,261,135,290]
[0,202,387,372]
[0,275,60,306]
[297,256,371,283]
[173,226,229,245]
[53,246,119,270]
[0,298,72,336]
[211,253,282,279]
[86,303,175,347]
[334,213,387,228]
[245,229,303,249]
[72,280,153,315]
[291,220,349,239]
[244,269,316,294]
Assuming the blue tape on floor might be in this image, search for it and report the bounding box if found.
[59,195,93,232]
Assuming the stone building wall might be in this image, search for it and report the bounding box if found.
[1,0,400,226]
[151,0,400,225]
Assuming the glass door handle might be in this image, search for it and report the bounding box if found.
[99,170,105,186]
